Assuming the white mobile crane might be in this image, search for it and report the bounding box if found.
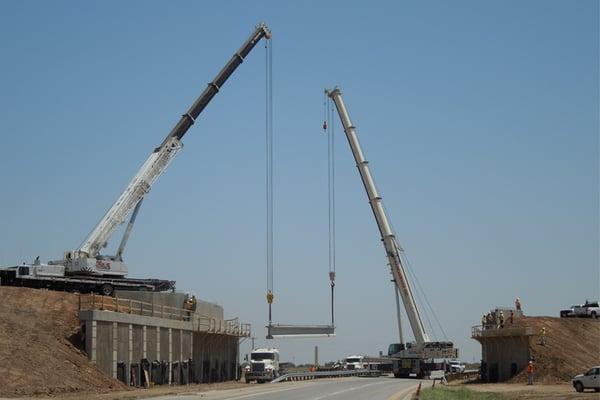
[0,23,272,296]
[326,87,457,378]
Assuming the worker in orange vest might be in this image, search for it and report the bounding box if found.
[527,360,535,385]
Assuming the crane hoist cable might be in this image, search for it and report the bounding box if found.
[265,37,274,328]
[324,93,337,327]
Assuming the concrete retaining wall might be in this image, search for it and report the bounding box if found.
[81,309,239,385]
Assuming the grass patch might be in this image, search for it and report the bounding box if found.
[420,386,502,400]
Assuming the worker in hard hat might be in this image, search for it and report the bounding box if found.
[539,327,546,346]
[527,360,535,385]
[515,298,522,313]
[481,314,487,330]
[499,311,505,329]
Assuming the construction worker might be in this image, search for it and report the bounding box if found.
[515,298,522,313]
[499,311,505,328]
[481,314,486,329]
[509,310,514,324]
[527,360,535,385]
[539,327,546,346]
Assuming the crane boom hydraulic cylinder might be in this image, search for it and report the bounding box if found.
[326,87,430,346]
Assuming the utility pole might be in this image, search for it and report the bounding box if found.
[314,346,319,367]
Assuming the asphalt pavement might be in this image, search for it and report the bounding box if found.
[152,377,420,400]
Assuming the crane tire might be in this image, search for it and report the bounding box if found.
[100,283,114,297]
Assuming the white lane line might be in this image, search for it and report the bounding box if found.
[310,380,389,400]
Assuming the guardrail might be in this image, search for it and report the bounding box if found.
[79,293,251,337]
[471,324,534,338]
[446,369,479,382]
[271,369,383,383]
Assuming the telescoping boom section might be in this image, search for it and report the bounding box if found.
[325,87,429,346]
[326,88,458,374]
[60,24,272,277]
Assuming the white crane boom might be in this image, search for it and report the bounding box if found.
[79,137,182,258]
[57,23,272,277]
[326,87,430,346]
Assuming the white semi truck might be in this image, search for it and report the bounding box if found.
[245,348,280,383]
[0,23,272,296]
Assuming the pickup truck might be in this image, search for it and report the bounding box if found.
[560,305,579,318]
[574,302,599,319]
[572,366,600,392]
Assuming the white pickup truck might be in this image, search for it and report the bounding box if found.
[572,366,600,393]
[573,301,599,319]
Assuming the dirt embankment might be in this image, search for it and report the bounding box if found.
[510,316,600,384]
[0,286,126,397]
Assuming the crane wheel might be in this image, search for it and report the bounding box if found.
[100,283,114,297]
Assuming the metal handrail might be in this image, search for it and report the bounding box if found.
[79,293,251,337]
[472,324,534,338]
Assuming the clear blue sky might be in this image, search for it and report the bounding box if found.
[0,1,598,363]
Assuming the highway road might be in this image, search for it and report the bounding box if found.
[153,377,420,400]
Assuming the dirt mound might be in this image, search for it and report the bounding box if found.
[510,316,600,384]
[0,286,126,397]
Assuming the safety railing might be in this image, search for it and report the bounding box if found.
[79,293,189,320]
[471,324,534,338]
[79,293,250,337]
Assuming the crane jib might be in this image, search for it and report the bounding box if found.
[156,24,272,151]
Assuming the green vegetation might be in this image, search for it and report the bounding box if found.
[420,386,502,400]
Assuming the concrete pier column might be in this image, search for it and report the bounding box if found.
[142,325,147,359]
[87,320,97,364]
[128,324,133,367]
[156,326,161,361]
[168,328,173,384]
[189,331,193,363]
[112,322,118,379]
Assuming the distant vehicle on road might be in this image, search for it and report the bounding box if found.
[572,366,600,392]
[446,360,466,373]
[344,355,367,370]
[245,348,280,383]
